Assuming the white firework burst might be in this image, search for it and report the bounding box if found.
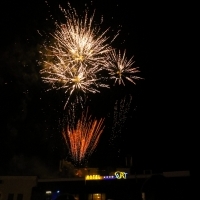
[39,5,117,107]
[106,49,142,85]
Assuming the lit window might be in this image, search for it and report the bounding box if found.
[88,193,106,200]
[45,191,52,194]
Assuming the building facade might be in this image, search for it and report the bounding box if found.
[0,170,190,200]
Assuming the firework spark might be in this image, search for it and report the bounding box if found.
[106,49,142,85]
[62,109,105,165]
[109,94,132,146]
[53,6,113,68]
[40,5,116,107]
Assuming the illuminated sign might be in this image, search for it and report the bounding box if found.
[85,171,128,180]
[103,176,115,179]
[85,175,102,180]
[115,171,128,179]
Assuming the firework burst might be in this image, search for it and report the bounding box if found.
[40,5,117,108]
[53,6,113,68]
[106,49,142,85]
[62,108,105,165]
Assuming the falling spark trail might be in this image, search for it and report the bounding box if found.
[62,108,105,165]
[110,94,132,146]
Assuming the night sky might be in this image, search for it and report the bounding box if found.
[0,0,193,176]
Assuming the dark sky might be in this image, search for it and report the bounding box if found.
[0,0,193,175]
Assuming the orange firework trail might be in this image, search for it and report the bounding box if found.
[62,109,105,164]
